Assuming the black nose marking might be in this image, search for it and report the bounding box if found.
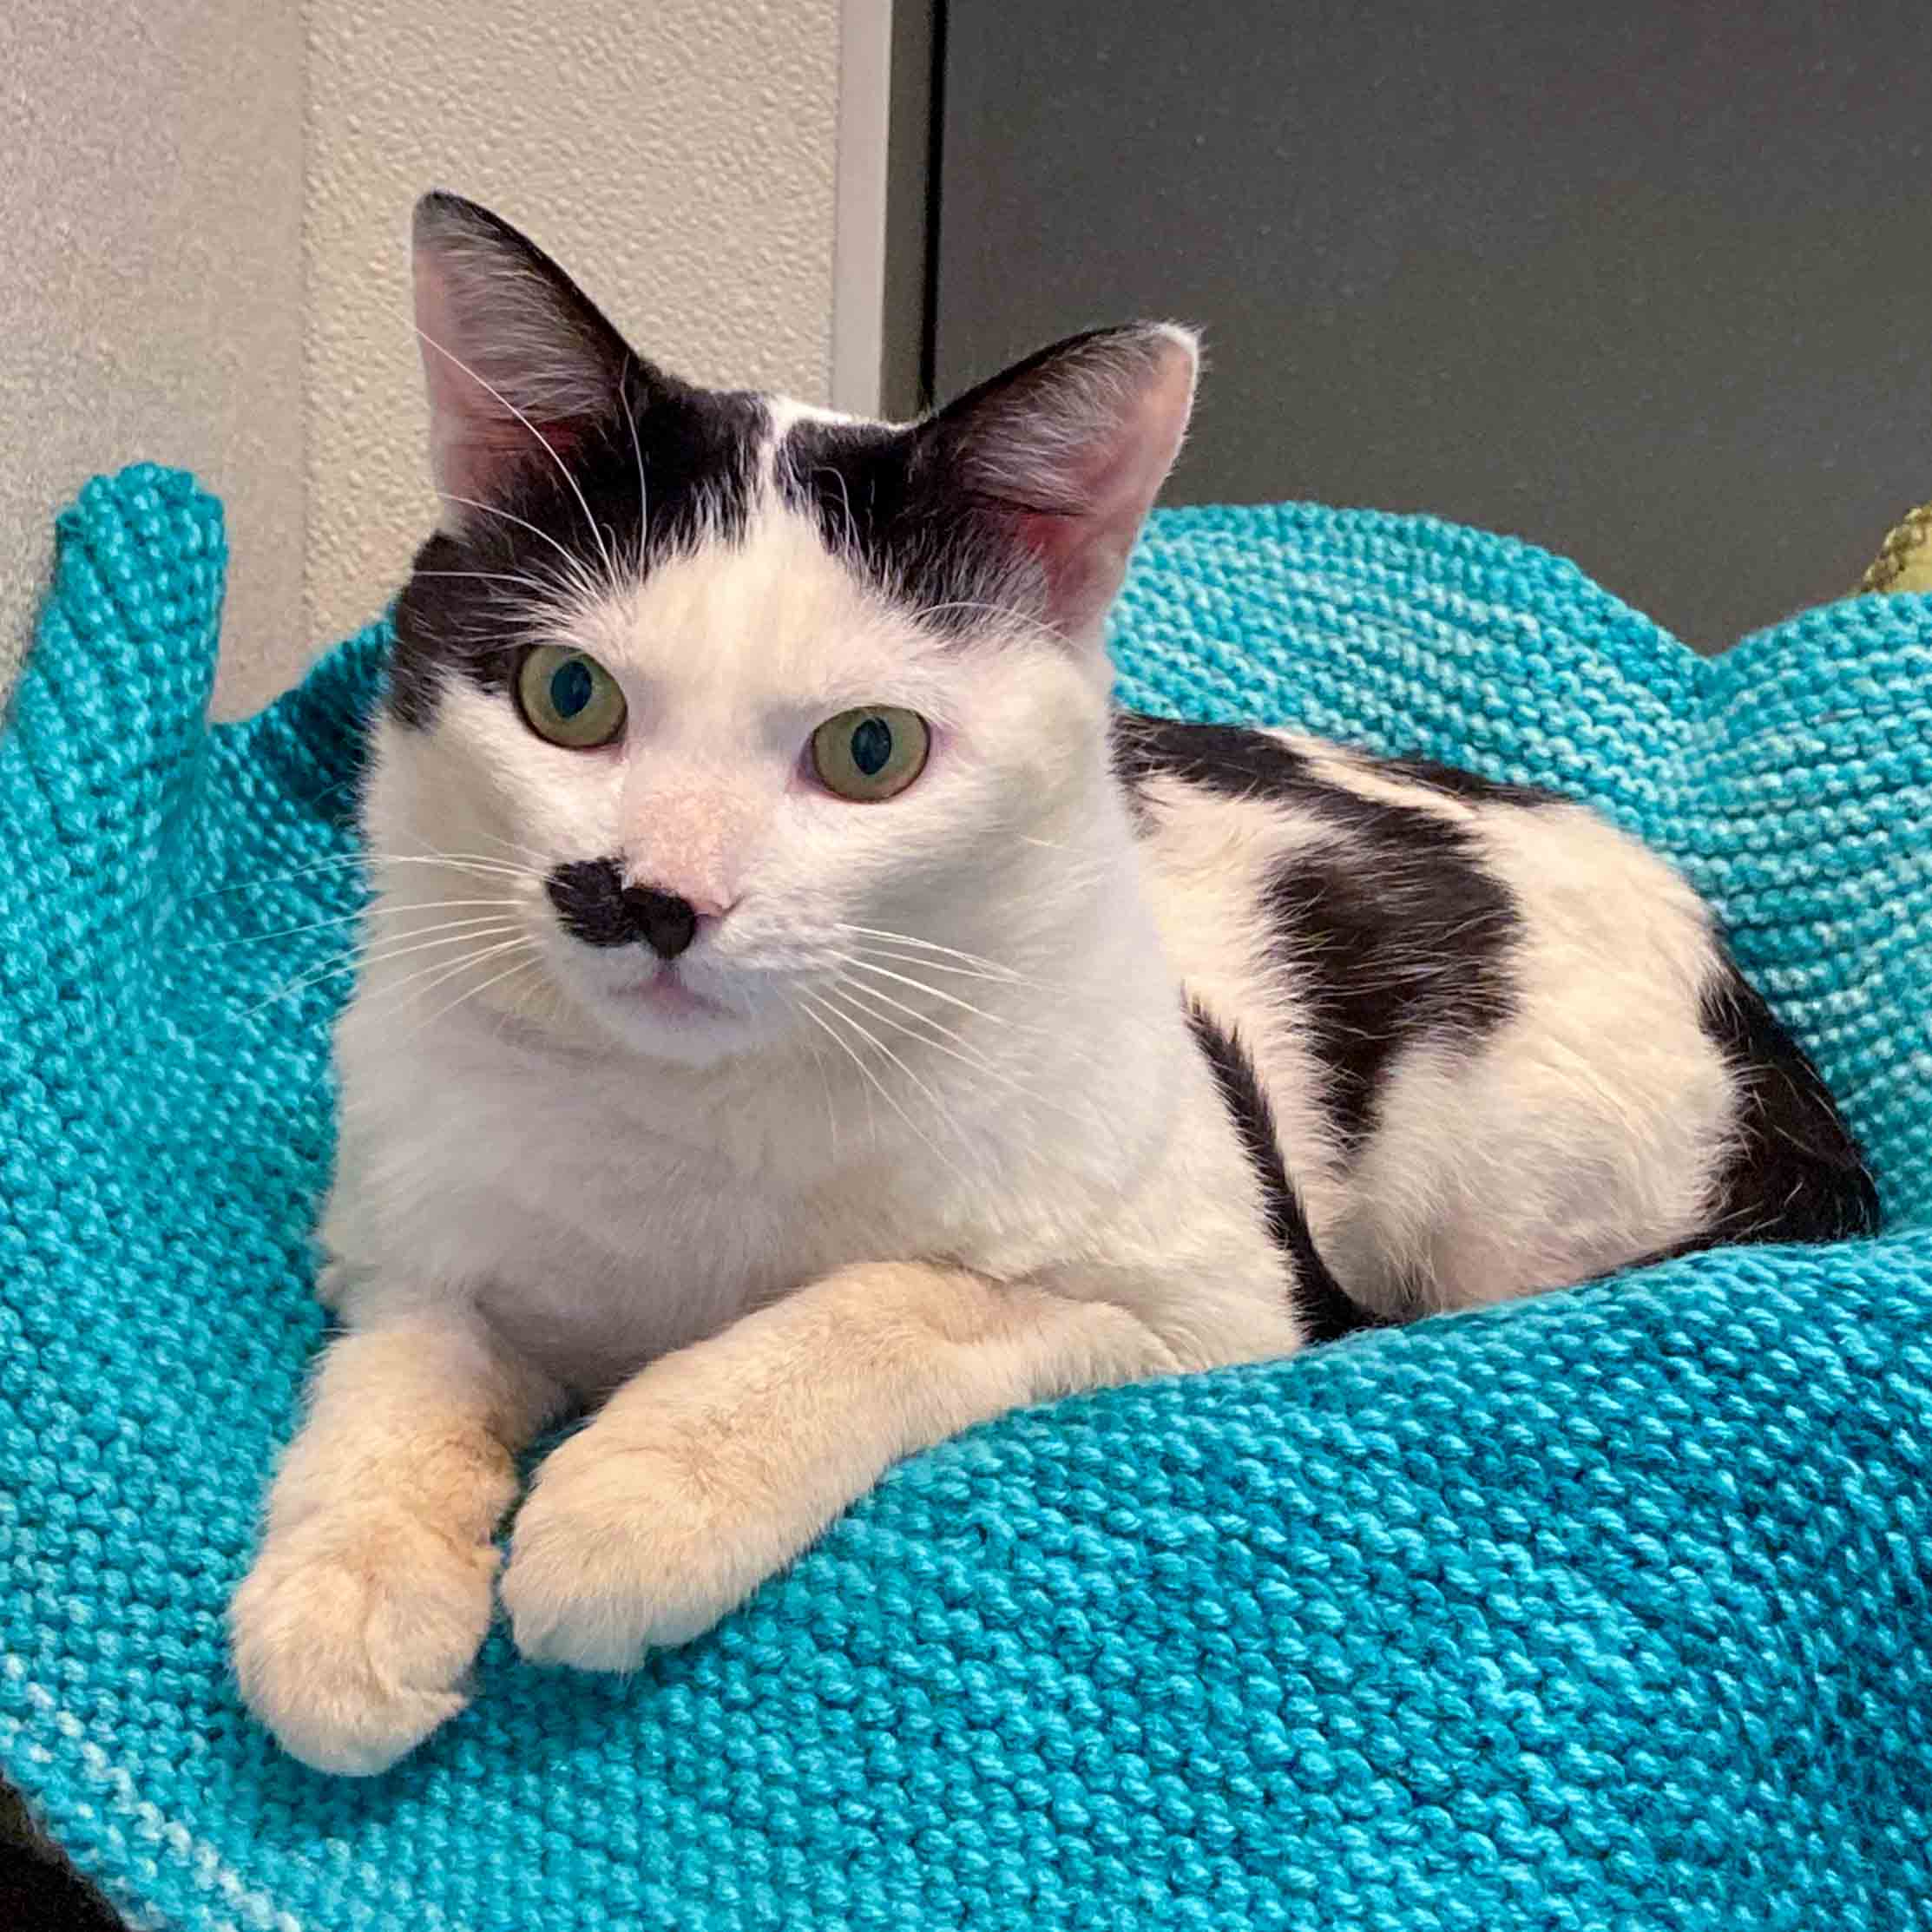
[621,884,699,961]
[546,858,632,948]
[546,862,701,959]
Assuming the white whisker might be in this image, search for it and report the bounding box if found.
[407,945,548,1037]
[475,831,556,870]
[813,988,985,1186]
[417,327,618,588]
[804,991,968,1174]
[190,902,520,952]
[817,465,859,555]
[799,1027,844,1160]
[407,563,560,595]
[844,945,1043,989]
[186,850,542,906]
[836,953,1016,1028]
[434,490,605,595]
[358,934,538,1018]
[212,920,524,1033]
[324,920,528,987]
[621,354,649,578]
[829,970,1120,1142]
[825,974,1003,1079]
[904,598,1068,651]
[796,997,881,1144]
[832,923,1026,978]
[378,850,544,880]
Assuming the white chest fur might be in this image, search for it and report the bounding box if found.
[320,880,1287,1393]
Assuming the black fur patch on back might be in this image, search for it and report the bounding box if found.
[1265,851,1519,1152]
[1111,713,1323,805]
[1378,756,1563,809]
[388,380,767,730]
[1186,1002,1377,1345]
[1113,715,1557,819]
[1118,714,1522,1152]
[1692,957,1881,1245]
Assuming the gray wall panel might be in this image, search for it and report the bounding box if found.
[935,2,1931,647]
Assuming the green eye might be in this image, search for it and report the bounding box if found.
[516,646,628,749]
[810,706,931,801]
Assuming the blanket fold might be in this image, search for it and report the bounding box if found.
[2,464,1928,1932]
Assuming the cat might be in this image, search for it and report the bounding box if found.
[230,191,1878,1775]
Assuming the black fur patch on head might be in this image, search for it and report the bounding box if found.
[1185,1001,1377,1345]
[1692,958,1881,1246]
[776,324,1185,641]
[776,417,1043,640]
[1117,714,1523,1152]
[388,380,767,731]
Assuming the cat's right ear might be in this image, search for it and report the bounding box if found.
[411,192,641,517]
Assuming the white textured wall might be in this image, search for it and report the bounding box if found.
[1,2,842,714]
[0,1,307,717]
[306,0,842,648]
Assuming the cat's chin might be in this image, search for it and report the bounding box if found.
[582,1002,755,1068]
[556,966,771,1068]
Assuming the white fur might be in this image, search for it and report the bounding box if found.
[1131,740,1736,1311]
[234,375,1745,1778]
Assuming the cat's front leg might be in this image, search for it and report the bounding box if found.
[502,1264,1188,1669]
[231,1318,561,1774]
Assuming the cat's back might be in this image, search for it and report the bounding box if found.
[1114,713,1877,1311]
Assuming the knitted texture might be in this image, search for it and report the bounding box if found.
[3,465,1931,1932]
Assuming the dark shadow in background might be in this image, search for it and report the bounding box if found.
[929,1,1929,650]
[1,1786,122,1930]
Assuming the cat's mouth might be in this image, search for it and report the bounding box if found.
[616,965,726,1018]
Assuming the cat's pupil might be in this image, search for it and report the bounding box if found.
[549,658,594,720]
[851,717,893,777]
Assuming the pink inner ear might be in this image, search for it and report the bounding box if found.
[463,419,583,462]
[1013,407,1193,633]
[989,330,1197,640]
[414,243,607,505]
[435,414,586,505]
[1011,505,1124,635]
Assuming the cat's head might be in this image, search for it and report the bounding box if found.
[372,191,1195,1066]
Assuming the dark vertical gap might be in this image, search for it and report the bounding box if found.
[917,0,948,411]
[880,0,944,418]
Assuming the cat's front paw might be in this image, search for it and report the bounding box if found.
[230,1509,498,1775]
[502,1425,788,1671]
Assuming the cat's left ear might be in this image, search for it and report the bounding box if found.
[923,323,1199,643]
[411,191,641,516]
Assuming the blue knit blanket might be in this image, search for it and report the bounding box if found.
[3,464,1930,1931]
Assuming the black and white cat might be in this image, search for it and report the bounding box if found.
[232,193,1876,1775]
